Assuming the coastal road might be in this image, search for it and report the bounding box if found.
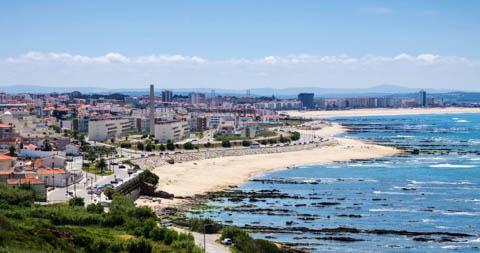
[173,227,230,253]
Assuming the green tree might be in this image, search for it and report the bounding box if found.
[159,144,166,151]
[290,131,301,141]
[241,140,251,147]
[137,142,145,151]
[97,158,107,174]
[8,145,16,156]
[166,140,175,151]
[183,142,194,150]
[221,139,231,148]
[145,143,154,152]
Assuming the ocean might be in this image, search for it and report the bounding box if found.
[189,113,480,252]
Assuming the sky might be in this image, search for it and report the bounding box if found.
[0,0,479,91]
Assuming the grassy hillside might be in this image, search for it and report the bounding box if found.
[0,184,202,253]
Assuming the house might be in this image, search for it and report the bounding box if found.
[7,177,46,201]
[39,155,66,169]
[0,154,16,170]
[65,144,80,155]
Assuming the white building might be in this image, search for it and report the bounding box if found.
[88,118,134,141]
[154,119,190,143]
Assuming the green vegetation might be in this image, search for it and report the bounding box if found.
[290,131,301,141]
[255,130,276,138]
[0,185,203,253]
[241,140,251,147]
[214,132,244,141]
[221,139,231,148]
[166,141,175,151]
[183,142,195,150]
[221,227,288,253]
[82,159,113,176]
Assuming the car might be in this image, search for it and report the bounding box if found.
[118,165,126,169]
[221,238,233,245]
[110,162,118,165]
[148,153,155,157]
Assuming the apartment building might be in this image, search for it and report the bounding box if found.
[88,118,134,141]
[154,119,190,143]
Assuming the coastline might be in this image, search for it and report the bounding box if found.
[136,123,400,211]
[281,107,480,119]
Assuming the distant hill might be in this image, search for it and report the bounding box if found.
[0,84,460,98]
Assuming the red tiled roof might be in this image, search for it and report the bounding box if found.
[0,170,13,175]
[7,178,43,185]
[0,154,15,161]
[37,168,65,175]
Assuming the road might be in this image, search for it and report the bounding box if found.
[47,156,142,205]
[173,227,230,253]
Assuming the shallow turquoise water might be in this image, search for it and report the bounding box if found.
[191,113,480,252]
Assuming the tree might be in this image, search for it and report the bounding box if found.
[221,139,231,148]
[145,143,154,152]
[41,140,53,151]
[241,140,251,147]
[86,203,104,213]
[183,142,194,150]
[137,142,145,151]
[97,158,107,174]
[166,140,175,151]
[159,144,166,151]
[8,146,16,156]
[205,142,212,148]
[290,131,301,141]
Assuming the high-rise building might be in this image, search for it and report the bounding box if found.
[189,92,206,105]
[161,90,173,102]
[149,84,155,135]
[418,90,427,107]
[298,93,315,109]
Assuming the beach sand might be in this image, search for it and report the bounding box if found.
[282,107,480,119]
[136,123,399,209]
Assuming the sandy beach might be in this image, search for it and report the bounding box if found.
[136,123,399,210]
[281,107,480,119]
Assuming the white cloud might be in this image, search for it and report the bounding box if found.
[7,51,206,64]
[1,52,478,90]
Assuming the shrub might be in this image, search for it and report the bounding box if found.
[68,197,85,207]
[104,188,117,200]
[242,140,251,147]
[290,131,301,141]
[145,143,154,152]
[183,142,195,150]
[137,142,145,151]
[141,170,159,185]
[166,141,175,151]
[221,139,231,148]
[86,203,104,214]
[120,142,131,148]
[126,238,152,253]
[187,218,223,234]
[159,144,166,151]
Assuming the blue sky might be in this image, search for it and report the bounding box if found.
[0,1,479,90]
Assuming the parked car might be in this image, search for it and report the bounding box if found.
[118,165,126,169]
[221,238,233,245]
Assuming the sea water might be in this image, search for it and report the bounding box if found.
[190,113,480,252]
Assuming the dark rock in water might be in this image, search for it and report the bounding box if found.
[311,202,340,207]
[411,149,420,155]
[315,236,363,242]
[286,221,295,226]
[336,214,362,218]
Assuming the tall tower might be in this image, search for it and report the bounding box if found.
[149,84,155,135]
